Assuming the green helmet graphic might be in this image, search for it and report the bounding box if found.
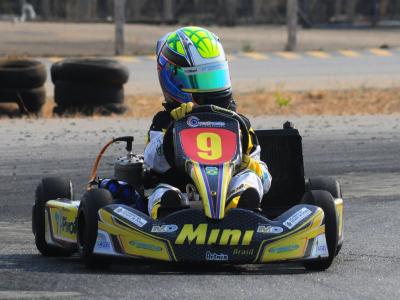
[166,26,221,59]
[156,26,233,110]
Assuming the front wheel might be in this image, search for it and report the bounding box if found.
[301,190,338,271]
[32,177,74,256]
[77,189,113,269]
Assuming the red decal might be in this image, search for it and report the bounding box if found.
[180,128,238,165]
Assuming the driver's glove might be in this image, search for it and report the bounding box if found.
[170,102,194,120]
[241,154,263,178]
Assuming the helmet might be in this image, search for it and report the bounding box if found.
[156,26,234,110]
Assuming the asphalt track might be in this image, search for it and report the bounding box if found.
[40,49,400,95]
[0,115,399,299]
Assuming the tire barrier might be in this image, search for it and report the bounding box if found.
[0,59,47,114]
[51,58,129,115]
[53,103,127,116]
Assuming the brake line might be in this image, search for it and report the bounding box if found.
[87,139,115,190]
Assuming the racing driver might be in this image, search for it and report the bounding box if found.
[145,26,272,219]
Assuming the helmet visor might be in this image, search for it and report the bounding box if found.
[172,61,231,93]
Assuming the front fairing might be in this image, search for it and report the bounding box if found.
[94,204,328,263]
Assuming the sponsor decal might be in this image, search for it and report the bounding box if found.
[175,224,254,246]
[233,248,254,256]
[269,244,299,254]
[283,207,312,229]
[156,137,164,156]
[54,211,76,234]
[151,224,178,233]
[187,116,200,127]
[310,234,329,258]
[257,225,283,234]
[156,145,163,156]
[114,207,147,227]
[54,211,62,233]
[205,166,219,176]
[205,251,228,261]
[94,231,114,254]
[129,241,162,252]
[187,116,225,128]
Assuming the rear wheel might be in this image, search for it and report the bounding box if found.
[301,190,338,271]
[77,189,113,269]
[32,177,74,256]
[306,176,342,198]
[306,176,343,256]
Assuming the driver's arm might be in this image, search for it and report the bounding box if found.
[144,103,193,174]
[242,145,272,194]
[144,111,171,174]
[239,116,272,194]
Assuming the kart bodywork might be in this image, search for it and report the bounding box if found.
[45,200,337,263]
[33,107,344,269]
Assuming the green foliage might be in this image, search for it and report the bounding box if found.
[241,41,253,52]
[274,91,291,107]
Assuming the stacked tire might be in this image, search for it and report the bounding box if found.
[51,58,129,115]
[0,59,47,114]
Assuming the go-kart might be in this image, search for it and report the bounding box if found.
[32,105,344,270]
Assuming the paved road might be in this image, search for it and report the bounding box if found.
[0,116,399,299]
[40,48,400,96]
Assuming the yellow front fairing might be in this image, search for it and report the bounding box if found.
[93,203,329,264]
[97,208,176,261]
[259,208,325,262]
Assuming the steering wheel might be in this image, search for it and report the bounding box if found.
[163,105,250,169]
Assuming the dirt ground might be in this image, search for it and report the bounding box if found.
[1,21,400,56]
[1,87,399,118]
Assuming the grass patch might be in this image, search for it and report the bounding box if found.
[1,87,400,118]
[241,41,253,52]
[274,91,291,107]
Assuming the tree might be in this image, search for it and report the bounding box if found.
[114,0,125,55]
[346,0,356,23]
[286,0,298,51]
[164,0,174,23]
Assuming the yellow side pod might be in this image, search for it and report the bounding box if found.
[259,208,325,262]
[98,208,176,261]
[46,200,79,245]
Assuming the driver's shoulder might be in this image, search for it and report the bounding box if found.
[237,113,251,129]
[237,112,259,151]
[150,110,172,132]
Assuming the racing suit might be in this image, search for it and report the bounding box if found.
[144,110,272,219]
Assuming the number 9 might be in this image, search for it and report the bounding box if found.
[196,132,222,161]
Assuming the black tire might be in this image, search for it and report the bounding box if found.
[0,87,46,114]
[306,177,342,198]
[101,103,127,115]
[336,244,342,256]
[301,190,338,271]
[0,59,47,89]
[54,81,124,106]
[306,177,344,257]
[51,58,129,85]
[32,177,74,256]
[53,103,127,116]
[77,189,113,269]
